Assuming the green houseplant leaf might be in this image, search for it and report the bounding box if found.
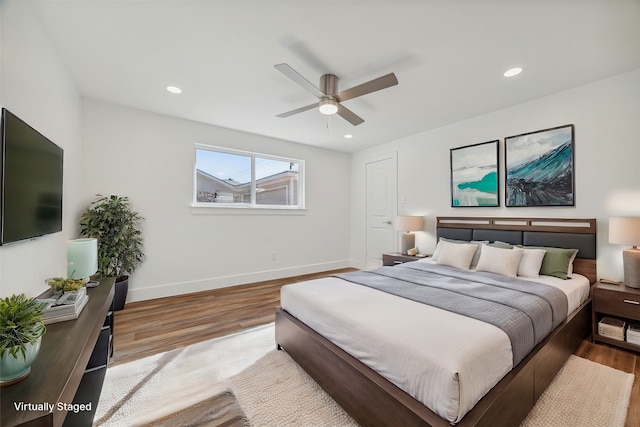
[79,195,145,279]
[0,294,46,360]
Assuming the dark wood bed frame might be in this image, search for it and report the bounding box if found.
[275,217,597,427]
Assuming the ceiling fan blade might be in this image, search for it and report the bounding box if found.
[337,104,364,126]
[276,102,318,118]
[274,63,325,98]
[335,73,398,103]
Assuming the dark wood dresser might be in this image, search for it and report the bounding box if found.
[1,277,115,426]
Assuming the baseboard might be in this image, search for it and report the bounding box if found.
[127,260,356,302]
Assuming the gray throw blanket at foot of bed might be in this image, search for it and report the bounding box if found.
[336,262,568,366]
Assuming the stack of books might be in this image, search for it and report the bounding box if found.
[627,323,640,346]
[37,288,89,324]
[598,317,626,340]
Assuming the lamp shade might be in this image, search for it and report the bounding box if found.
[609,217,640,246]
[395,216,424,232]
[67,238,98,279]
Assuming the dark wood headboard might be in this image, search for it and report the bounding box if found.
[436,217,597,283]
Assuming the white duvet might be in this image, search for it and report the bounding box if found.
[279,260,589,424]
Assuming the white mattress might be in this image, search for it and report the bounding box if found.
[280,262,589,424]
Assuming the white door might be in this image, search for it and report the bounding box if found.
[365,155,397,269]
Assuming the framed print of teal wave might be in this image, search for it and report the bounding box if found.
[450,140,499,207]
[505,124,575,207]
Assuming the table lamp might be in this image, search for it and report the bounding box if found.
[67,238,99,287]
[609,217,640,288]
[395,216,424,255]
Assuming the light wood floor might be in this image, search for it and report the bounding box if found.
[113,269,639,427]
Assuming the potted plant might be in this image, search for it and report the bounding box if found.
[0,294,47,385]
[45,277,86,293]
[80,195,144,311]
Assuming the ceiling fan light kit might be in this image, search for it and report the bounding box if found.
[275,63,398,126]
[319,98,338,115]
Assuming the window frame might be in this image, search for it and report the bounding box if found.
[192,144,306,212]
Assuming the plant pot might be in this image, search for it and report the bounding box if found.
[113,275,129,311]
[0,337,42,386]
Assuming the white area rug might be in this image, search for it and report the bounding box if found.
[95,324,272,426]
[520,355,634,427]
[94,323,355,426]
[95,323,634,427]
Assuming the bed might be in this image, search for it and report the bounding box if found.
[275,217,597,427]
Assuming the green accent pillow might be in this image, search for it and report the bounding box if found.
[526,246,578,279]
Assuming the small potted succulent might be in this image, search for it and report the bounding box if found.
[0,294,47,385]
[45,277,86,293]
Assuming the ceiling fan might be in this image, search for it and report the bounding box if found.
[275,63,398,126]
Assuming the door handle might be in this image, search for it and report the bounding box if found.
[383,221,392,225]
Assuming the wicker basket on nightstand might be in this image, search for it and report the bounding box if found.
[598,317,626,340]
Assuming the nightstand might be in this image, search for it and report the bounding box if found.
[382,252,429,266]
[592,281,640,353]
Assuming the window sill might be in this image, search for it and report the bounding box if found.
[190,204,308,215]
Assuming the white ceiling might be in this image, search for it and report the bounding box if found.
[29,0,640,153]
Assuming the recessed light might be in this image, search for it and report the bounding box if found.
[166,86,182,94]
[344,134,353,139]
[504,68,523,77]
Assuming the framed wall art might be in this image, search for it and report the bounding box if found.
[505,124,575,207]
[450,140,499,207]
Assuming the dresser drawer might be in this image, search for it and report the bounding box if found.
[594,288,640,321]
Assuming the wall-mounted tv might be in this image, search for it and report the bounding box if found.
[1,108,63,245]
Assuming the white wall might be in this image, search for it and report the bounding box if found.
[0,2,83,298]
[351,69,640,281]
[2,0,636,301]
[81,99,351,302]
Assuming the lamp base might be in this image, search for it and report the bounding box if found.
[401,233,416,255]
[623,248,640,289]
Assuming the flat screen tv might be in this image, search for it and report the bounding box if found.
[1,108,63,245]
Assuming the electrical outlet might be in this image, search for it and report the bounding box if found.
[271,252,277,261]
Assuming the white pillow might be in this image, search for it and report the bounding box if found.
[469,241,490,266]
[567,250,578,277]
[432,240,444,260]
[476,244,524,277]
[435,240,478,270]
[432,238,487,266]
[517,248,546,278]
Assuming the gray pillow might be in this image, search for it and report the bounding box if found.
[488,241,514,249]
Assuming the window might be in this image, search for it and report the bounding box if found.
[194,145,304,209]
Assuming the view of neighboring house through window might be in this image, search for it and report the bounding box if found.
[194,145,303,208]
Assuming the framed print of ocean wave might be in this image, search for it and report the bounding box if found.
[505,124,575,207]
[450,140,499,207]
